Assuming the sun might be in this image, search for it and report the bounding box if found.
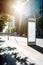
[12,1,24,13]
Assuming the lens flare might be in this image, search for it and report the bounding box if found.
[12,1,23,13]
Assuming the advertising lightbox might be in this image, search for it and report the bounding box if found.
[28,18,36,45]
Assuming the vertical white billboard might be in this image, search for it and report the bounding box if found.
[28,22,36,42]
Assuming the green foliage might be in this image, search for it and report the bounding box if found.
[8,27,15,33]
[36,17,43,30]
[0,20,5,32]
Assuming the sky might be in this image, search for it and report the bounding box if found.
[0,0,42,18]
[23,0,42,17]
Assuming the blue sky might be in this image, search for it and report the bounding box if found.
[23,0,42,17]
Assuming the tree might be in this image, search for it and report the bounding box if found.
[36,17,43,30]
[0,13,13,33]
[0,20,5,32]
[1,14,12,23]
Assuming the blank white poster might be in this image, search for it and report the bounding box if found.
[28,22,36,42]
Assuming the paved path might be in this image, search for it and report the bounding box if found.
[0,36,43,65]
[9,36,43,65]
[0,36,35,65]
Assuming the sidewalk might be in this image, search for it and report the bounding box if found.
[0,36,43,65]
[9,36,43,65]
[0,37,35,65]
